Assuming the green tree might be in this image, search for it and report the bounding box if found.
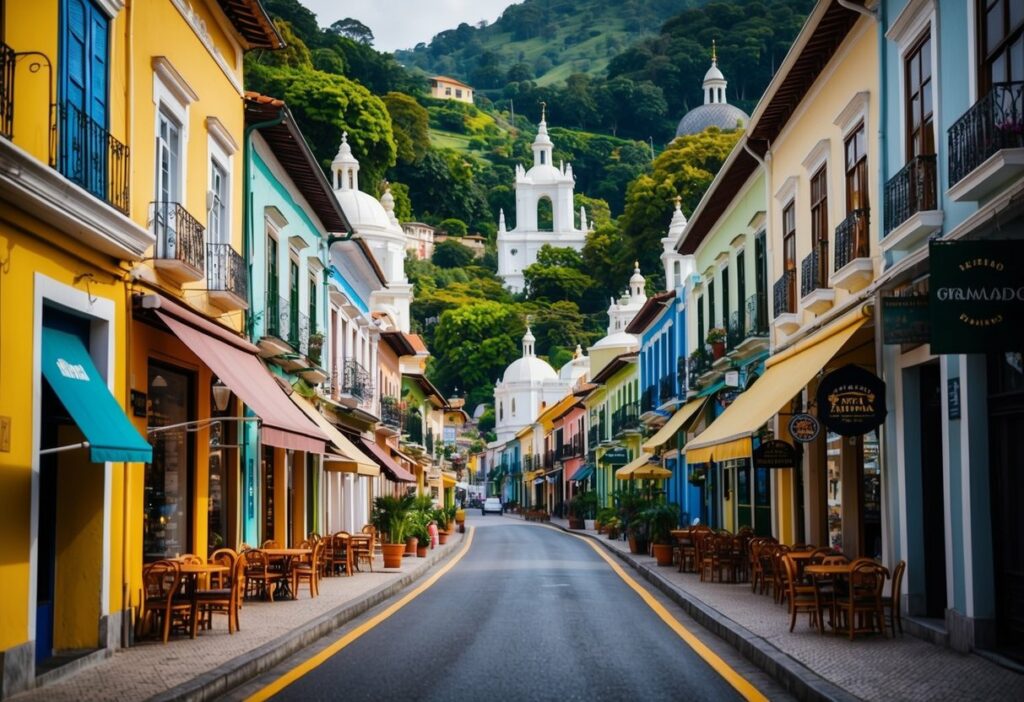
[433,239,476,269]
[574,194,611,228]
[328,17,374,45]
[439,218,468,237]
[523,243,597,302]
[383,92,430,165]
[388,182,413,221]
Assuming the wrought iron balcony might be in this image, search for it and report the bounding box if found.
[884,155,937,236]
[773,270,796,316]
[523,454,534,472]
[727,310,744,348]
[1,42,13,139]
[834,208,870,270]
[264,294,285,340]
[291,310,309,356]
[543,451,555,469]
[800,246,829,298]
[559,435,583,458]
[404,414,424,446]
[55,101,130,214]
[611,403,641,436]
[641,386,656,413]
[949,82,1024,187]
[745,293,769,337]
[587,423,601,448]
[341,358,371,401]
[687,350,712,389]
[426,430,434,454]
[659,373,676,402]
[206,243,248,309]
[380,396,402,429]
[153,202,205,279]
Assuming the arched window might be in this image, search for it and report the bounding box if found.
[499,402,504,420]
[540,151,546,165]
[512,398,517,415]
[537,196,553,232]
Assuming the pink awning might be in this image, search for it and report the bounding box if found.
[358,438,417,482]
[155,311,327,454]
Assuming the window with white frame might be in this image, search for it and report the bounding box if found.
[208,159,228,243]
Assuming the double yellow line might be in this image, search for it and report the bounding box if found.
[248,524,766,702]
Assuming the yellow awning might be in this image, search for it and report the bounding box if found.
[685,308,869,464]
[642,398,708,452]
[442,472,457,487]
[290,394,380,476]
[523,469,542,481]
[615,453,672,480]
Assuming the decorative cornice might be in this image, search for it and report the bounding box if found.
[152,56,199,106]
[205,116,239,154]
[801,138,831,173]
[833,91,870,133]
[93,0,125,18]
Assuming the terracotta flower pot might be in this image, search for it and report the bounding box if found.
[628,535,648,554]
[382,543,405,569]
[405,536,418,555]
[652,543,674,567]
[438,531,449,545]
[711,341,726,360]
[416,545,428,558]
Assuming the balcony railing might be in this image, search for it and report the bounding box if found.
[774,270,796,316]
[745,293,769,337]
[641,386,656,413]
[523,454,534,472]
[884,155,937,235]
[727,310,744,348]
[587,424,601,448]
[800,246,828,298]
[1,42,13,139]
[153,202,205,272]
[612,404,641,436]
[207,243,248,300]
[949,82,1024,187]
[659,373,676,401]
[426,430,434,454]
[405,415,424,446]
[341,358,371,400]
[687,350,712,389]
[54,101,130,214]
[380,396,402,429]
[834,208,870,270]
[559,435,583,458]
[291,310,309,356]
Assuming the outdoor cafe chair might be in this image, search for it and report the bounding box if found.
[140,560,191,643]
[196,552,245,634]
[835,560,887,640]
[882,560,907,636]
[291,539,325,599]
[244,549,282,602]
[208,548,238,589]
[356,525,376,572]
[782,554,822,633]
[330,531,351,576]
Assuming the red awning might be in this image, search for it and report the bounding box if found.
[155,311,327,454]
[358,437,416,482]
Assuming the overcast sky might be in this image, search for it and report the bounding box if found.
[302,0,517,53]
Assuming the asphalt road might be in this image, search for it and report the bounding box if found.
[262,516,772,702]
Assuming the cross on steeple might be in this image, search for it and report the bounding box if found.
[540,101,546,122]
[711,38,717,64]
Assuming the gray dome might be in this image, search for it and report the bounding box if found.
[675,103,749,137]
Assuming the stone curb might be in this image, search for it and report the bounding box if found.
[552,524,859,702]
[149,531,467,702]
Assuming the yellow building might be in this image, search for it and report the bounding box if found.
[428,75,474,103]
[0,1,284,692]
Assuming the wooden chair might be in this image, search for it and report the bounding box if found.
[770,545,793,604]
[178,553,203,565]
[307,532,321,543]
[196,552,245,634]
[140,561,191,643]
[208,548,238,589]
[782,554,821,633]
[835,560,887,640]
[291,539,325,599]
[330,531,351,576]
[675,528,697,573]
[882,560,907,636]
[244,550,282,602]
[262,539,280,548]
[355,525,376,572]
[237,543,252,552]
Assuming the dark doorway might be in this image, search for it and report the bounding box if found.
[988,351,1024,662]
[919,361,947,619]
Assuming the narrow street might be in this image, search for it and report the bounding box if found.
[241,518,790,702]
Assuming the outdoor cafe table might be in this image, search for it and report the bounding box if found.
[176,562,229,638]
[261,548,312,599]
[334,534,372,576]
[786,550,817,580]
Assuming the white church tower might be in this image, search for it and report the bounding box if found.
[661,196,697,291]
[497,107,587,293]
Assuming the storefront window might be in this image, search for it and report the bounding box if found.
[827,431,843,551]
[145,364,192,561]
[208,426,226,553]
[263,445,275,543]
[862,430,882,559]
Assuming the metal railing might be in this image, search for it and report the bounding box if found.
[800,245,828,298]
[641,386,656,413]
[341,358,371,401]
[380,396,402,429]
[774,270,796,316]
[612,404,641,436]
[153,202,205,273]
[291,311,309,355]
[523,454,534,472]
[687,351,711,389]
[207,243,248,301]
[884,155,937,235]
[745,293,769,337]
[727,310,744,348]
[404,415,424,445]
[559,435,583,458]
[587,424,601,449]
[659,373,676,401]
[949,82,1024,186]
[426,431,434,454]
[55,101,130,214]
[834,208,870,270]
[0,42,13,139]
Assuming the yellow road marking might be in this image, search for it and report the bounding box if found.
[245,527,476,702]
[546,525,768,702]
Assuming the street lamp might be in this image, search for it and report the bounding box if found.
[211,378,232,413]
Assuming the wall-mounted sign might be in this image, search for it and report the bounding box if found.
[754,440,797,469]
[929,240,1024,353]
[947,378,961,420]
[602,447,629,465]
[816,364,887,436]
[788,413,820,443]
[131,390,148,417]
[882,296,930,344]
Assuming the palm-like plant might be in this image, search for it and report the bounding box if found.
[372,493,415,544]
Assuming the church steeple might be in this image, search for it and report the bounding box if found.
[331,131,359,191]
[702,40,728,105]
[522,326,536,357]
[532,103,554,167]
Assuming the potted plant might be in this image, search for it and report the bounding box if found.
[688,466,708,487]
[306,332,324,366]
[706,327,727,360]
[596,506,617,534]
[642,501,681,566]
[455,508,466,532]
[614,490,650,554]
[569,491,597,530]
[372,494,414,569]
[433,507,451,544]
[604,516,621,539]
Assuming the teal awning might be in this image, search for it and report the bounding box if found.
[571,464,594,482]
[41,327,152,463]
[696,379,726,398]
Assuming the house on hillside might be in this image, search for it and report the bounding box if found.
[429,75,475,103]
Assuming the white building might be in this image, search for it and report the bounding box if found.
[331,132,413,333]
[496,110,588,292]
[493,328,575,443]
[588,263,648,377]
[402,222,437,260]
[675,44,749,138]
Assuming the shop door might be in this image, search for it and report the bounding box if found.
[919,362,947,618]
[988,352,1024,662]
[753,466,772,537]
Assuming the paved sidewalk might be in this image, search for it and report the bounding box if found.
[10,533,465,702]
[547,517,1022,701]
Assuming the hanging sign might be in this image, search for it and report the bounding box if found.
[929,240,1024,353]
[754,440,797,469]
[788,413,820,443]
[882,296,930,344]
[602,447,629,465]
[816,364,887,436]
[947,378,961,420]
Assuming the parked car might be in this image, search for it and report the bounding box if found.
[481,497,503,515]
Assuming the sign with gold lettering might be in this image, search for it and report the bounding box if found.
[816,364,887,436]
[788,413,820,443]
[930,240,1024,353]
[754,440,797,469]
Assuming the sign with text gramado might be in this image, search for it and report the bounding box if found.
[929,240,1024,353]
[816,364,887,436]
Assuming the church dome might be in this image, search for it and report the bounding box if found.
[503,355,558,384]
[676,103,749,137]
[704,62,725,83]
[558,344,589,382]
[334,189,393,230]
[590,331,638,352]
[524,163,563,183]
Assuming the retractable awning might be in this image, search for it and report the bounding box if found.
[615,454,672,480]
[289,394,378,476]
[570,464,594,482]
[40,327,152,463]
[685,308,869,464]
[642,398,708,452]
[358,437,416,482]
[154,311,327,454]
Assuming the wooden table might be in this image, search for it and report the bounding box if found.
[334,535,372,576]
[176,563,229,638]
[261,548,311,599]
[786,551,817,580]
